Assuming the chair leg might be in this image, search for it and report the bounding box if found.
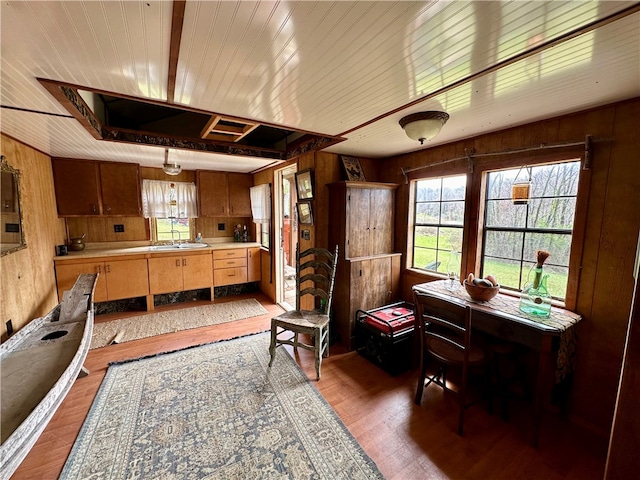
[415,358,428,404]
[314,328,322,380]
[268,324,277,368]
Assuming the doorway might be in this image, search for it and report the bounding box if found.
[274,164,298,309]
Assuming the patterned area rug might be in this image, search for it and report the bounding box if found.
[61,333,383,479]
[90,299,268,349]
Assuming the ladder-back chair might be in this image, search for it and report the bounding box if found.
[268,245,338,380]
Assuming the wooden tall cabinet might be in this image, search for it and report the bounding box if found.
[327,181,401,350]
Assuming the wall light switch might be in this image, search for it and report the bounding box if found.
[218,223,226,231]
[114,224,125,233]
[302,229,310,240]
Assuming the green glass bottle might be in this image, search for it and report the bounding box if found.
[519,267,552,317]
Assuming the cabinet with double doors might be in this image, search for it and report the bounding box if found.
[148,251,213,295]
[197,171,252,217]
[52,158,142,216]
[55,255,149,303]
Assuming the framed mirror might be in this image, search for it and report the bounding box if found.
[1,155,26,256]
[295,168,314,200]
[297,201,313,226]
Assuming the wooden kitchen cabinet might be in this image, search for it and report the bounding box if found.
[52,158,141,217]
[197,171,252,217]
[332,253,401,350]
[148,252,213,294]
[228,173,253,216]
[213,248,248,286]
[328,182,397,259]
[55,256,148,302]
[247,246,261,282]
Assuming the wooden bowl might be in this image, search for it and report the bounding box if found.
[463,279,499,302]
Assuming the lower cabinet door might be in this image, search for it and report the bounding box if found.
[182,254,213,291]
[105,258,149,300]
[148,256,183,294]
[56,262,108,302]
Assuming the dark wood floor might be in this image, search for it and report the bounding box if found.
[11,293,608,479]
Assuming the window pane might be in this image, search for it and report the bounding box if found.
[530,161,580,197]
[442,176,466,200]
[482,257,524,291]
[156,218,190,242]
[414,246,437,270]
[414,226,438,249]
[438,227,463,251]
[527,198,576,229]
[485,199,526,228]
[416,203,440,224]
[487,170,519,200]
[484,230,524,260]
[440,201,465,225]
[524,232,572,266]
[416,179,441,201]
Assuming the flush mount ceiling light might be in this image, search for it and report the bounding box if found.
[162,149,181,175]
[399,111,450,144]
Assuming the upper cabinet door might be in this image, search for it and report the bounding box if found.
[346,187,371,258]
[228,173,252,217]
[370,188,394,255]
[99,162,142,216]
[197,171,229,216]
[52,158,101,216]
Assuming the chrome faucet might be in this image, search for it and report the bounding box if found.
[170,229,182,245]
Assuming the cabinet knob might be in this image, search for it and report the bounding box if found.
[105,204,111,213]
[106,264,111,273]
[182,258,187,266]
[97,265,102,274]
[176,259,181,267]
[92,204,97,213]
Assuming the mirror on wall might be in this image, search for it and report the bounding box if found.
[1,155,26,256]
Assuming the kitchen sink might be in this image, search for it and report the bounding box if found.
[149,243,209,251]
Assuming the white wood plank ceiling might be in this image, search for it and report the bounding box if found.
[1,1,639,173]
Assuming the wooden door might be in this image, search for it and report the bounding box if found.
[55,261,108,302]
[247,247,261,282]
[182,253,213,290]
[52,158,101,216]
[105,258,149,300]
[228,173,252,216]
[346,187,371,258]
[370,188,394,255]
[368,256,394,307]
[99,162,142,216]
[197,171,229,216]
[148,256,183,294]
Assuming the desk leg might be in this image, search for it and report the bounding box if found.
[533,337,554,447]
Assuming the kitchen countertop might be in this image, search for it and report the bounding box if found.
[54,242,262,261]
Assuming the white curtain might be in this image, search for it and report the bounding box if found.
[250,184,271,224]
[142,180,198,218]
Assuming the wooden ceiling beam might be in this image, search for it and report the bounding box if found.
[167,0,186,104]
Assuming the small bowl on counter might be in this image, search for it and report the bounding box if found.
[463,279,500,302]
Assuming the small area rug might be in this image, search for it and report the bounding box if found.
[90,299,268,349]
[61,333,383,479]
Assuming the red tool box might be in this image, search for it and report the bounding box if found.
[355,302,415,375]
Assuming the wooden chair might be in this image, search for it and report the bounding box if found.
[268,245,338,380]
[413,289,487,435]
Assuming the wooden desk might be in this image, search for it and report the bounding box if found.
[412,280,581,446]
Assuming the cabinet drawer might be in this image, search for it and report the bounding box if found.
[215,258,247,269]
[213,248,247,260]
[214,267,248,286]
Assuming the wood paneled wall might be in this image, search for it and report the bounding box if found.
[0,135,65,341]
[380,98,640,436]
